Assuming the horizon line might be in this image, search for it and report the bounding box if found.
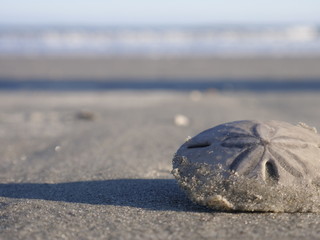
[0,21,320,28]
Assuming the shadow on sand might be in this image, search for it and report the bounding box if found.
[0,179,209,212]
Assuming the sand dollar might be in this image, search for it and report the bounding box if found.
[172,120,320,212]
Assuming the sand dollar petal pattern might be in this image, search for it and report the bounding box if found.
[172,120,320,212]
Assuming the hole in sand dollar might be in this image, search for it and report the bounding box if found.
[187,142,211,149]
[265,160,279,183]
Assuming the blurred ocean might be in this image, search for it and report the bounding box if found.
[0,24,320,57]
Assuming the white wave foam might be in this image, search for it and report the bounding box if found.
[0,25,319,56]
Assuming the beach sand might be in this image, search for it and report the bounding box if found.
[1,57,320,239]
[1,57,320,80]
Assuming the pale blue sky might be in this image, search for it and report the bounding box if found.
[0,0,320,25]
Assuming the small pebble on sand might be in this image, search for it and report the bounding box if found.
[54,146,61,152]
[174,114,189,127]
[76,111,95,121]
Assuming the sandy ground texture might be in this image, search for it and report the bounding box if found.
[1,90,320,239]
[1,57,320,80]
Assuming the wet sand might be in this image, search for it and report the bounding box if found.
[1,57,320,239]
[1,56,320,80]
